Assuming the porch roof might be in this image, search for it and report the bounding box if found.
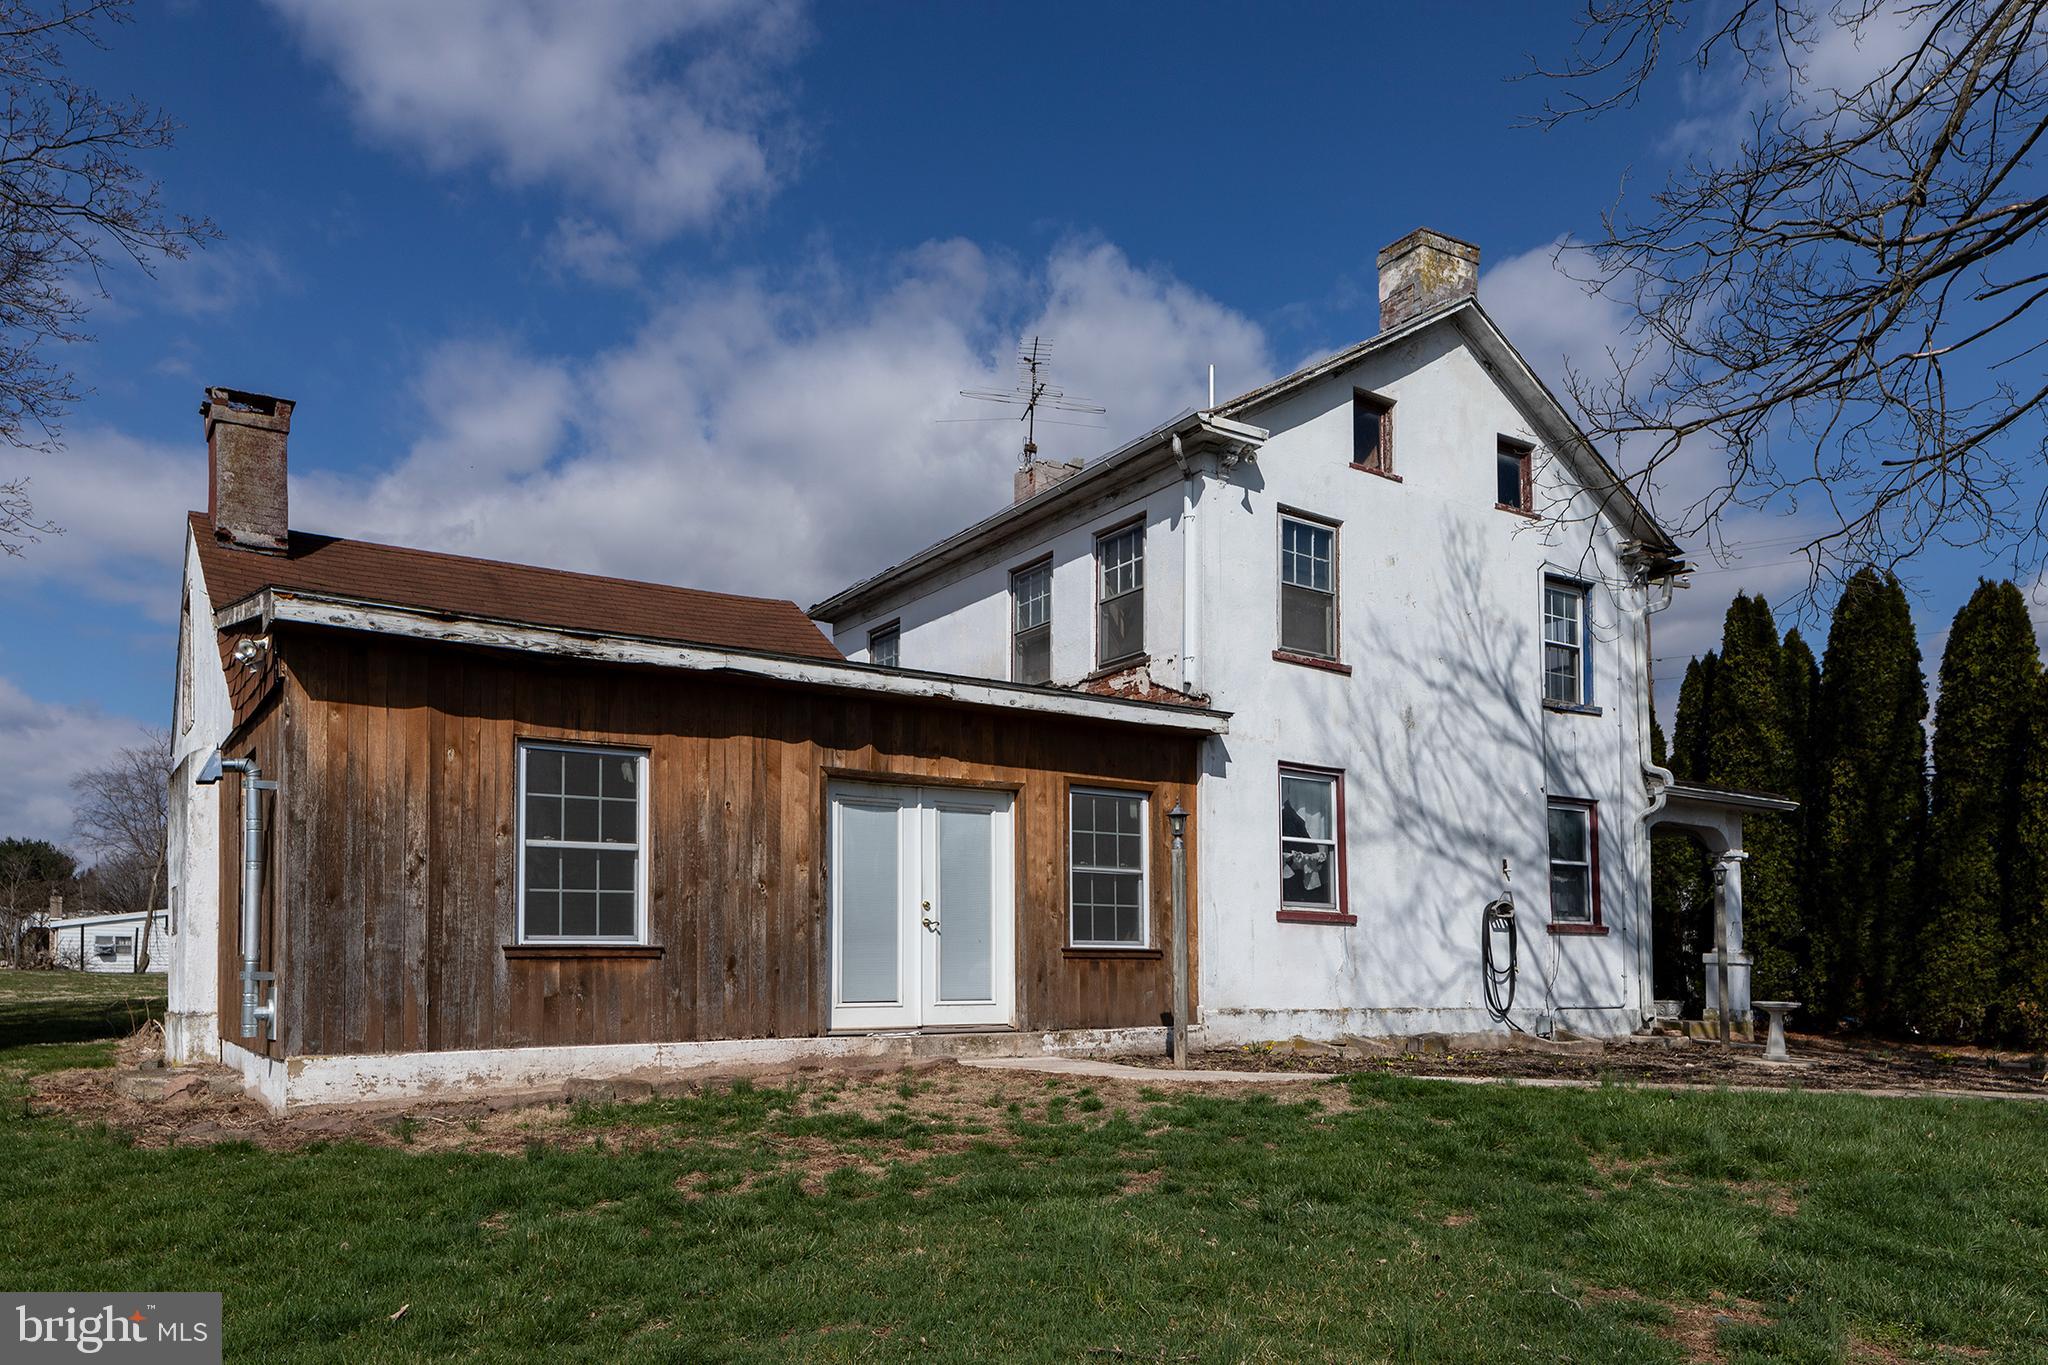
[1658,782,1798,815]
[225,587,1233,736]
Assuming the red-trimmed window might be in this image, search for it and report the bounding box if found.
[1547,799,1601,927]
[1353,391,1393,474]
[1497,437,1533,512]
[1279,764,1350,920]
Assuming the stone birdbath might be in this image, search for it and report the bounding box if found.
[1753,1001,1800,1061]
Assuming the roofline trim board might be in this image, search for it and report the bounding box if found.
[239,589,1233,735]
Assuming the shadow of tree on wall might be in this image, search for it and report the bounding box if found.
[1314,514,1640,1023]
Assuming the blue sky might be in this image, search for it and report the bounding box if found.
[0,1,2031,844]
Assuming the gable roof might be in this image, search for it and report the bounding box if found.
[188,511,843,663]
[810,298,1679,622]
[1213,298,1675,555]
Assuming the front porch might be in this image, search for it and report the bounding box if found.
[1648,780,1799,1040]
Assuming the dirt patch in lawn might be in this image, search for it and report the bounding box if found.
[18,1034,1335,1171]
[1582,1286,1770,1364]
[1116,1032,2046,1098]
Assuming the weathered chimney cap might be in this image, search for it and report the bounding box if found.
[1376,228,1480,332]
[200,387,294,426]
[203,385,293,555]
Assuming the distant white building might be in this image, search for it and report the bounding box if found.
[43,909,170,974]
[813,228,1783,1040]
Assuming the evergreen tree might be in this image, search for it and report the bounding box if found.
[1810,569,1927,1029]
[1670,652,1718,781]
[1705,594,1801,999]
[1776,629,1822,999]
[2005,672,2048,1047]
[1651,659,1717,1011]
[1917,580,2040,1040]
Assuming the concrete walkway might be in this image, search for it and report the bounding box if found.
[963,1053,2047,1102]
[964,1056,1323,1083]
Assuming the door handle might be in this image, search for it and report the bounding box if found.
[921,899,939,934]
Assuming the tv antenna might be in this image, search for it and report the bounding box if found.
[956,336,1105,465]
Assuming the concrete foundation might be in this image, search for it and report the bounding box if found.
[212,1025,1184,1113]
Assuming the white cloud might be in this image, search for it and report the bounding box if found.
[0,428,195,619]
[11,241,1268,617]
[0,676,149,848]
[279,239,1272,605]
[1480,237,1639,401]
[548,218,642,287]
[267,0,806,241]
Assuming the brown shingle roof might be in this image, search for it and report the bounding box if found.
[188,512,842,662]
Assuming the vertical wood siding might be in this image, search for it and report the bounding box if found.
[226,630,1202,1056]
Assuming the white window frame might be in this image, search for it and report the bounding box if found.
[516,740,651,945]
[1547,799,1599,926]
[1278,766,1344,912]
[1010,558,1053,684]
[1277,512,1339,660]
[1542,577,1590,706]
[1068,785,1151,948]
[1094,522,1145,667]
[867,621,901,669]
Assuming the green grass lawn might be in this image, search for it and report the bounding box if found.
[1,977,2043,1364]
[0,967,165,1065]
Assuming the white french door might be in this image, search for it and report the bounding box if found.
[829,783,1015,1031]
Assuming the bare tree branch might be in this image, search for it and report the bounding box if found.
[1530,0,2048,598]
[70,727,169,969]
[0,1,217,556]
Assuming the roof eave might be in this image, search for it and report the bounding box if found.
[808,410,1268,622]
[243,588,1233,735]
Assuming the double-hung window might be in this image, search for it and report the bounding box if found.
[1353,391,1393,473]
[867,622,900,669]
[1011,560,1052,684]
[1280,766,1346,914]
[1497,437,1533,512]
[1095,524,1144,666]
[1543,578,1590,705]
[1547,800,1600,926]
[1070,787,1147,946]
[1278,514,1338,659]
[519,742,647,942]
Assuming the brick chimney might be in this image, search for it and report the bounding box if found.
[1014,456,1082,504]
[202,387,293,554]
[1377,229,1480,331]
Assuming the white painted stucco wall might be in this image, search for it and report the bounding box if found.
[830,474,1191,691]
[165,527,231,1063]
[817,314,1663,1039]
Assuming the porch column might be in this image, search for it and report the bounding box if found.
[1702,847,1753,1034]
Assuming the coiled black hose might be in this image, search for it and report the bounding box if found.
[1482,894,1518,1024]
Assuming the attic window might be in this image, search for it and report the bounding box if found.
[868,622,900,669]
[1497,437,1533,513]
[1352,391,1393,475]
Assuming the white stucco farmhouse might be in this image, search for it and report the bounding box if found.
[813,228,1785,1042]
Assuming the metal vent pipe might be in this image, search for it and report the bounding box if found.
[196,751,276,1041]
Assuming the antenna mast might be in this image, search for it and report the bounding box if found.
[959,336,1105,466]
